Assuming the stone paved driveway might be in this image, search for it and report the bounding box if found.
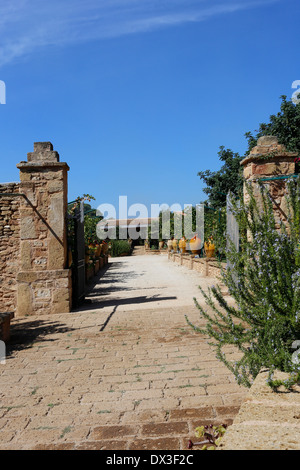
[0,254,247,450]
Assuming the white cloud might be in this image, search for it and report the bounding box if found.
[0,0,280,67]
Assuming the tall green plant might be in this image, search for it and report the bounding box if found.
[186,177,300,390]
[110,240,132,257]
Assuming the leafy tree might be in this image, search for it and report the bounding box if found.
[84,213,102,245]
[150,206,199,242]
[67,194,103,247]
[245,95,300,155]
[198,96,300,210]
[198,147,243,210]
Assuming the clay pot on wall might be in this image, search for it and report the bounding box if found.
[159,241,164,250]
[167,240,173,252]
[178,237,187,254]
[204,241,215,258]
[172,239,178,252]
[102,242,109,255]
[189,236,201,255]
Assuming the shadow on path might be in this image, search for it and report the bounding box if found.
[7,319,75,357]
[74,259,178,314]
[75,294,178,312]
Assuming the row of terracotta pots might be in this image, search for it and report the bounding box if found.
[167,237,216,258]
[85,242,110,263]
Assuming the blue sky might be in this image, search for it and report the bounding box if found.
[0,0,299,217]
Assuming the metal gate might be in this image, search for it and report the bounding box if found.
[226,193,240,287]
[226,192,240,255]
[68,201,85,308]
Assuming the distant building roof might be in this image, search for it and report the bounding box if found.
[102,217,159,228]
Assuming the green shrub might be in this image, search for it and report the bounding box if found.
[110,240,132,257]
[186,177,300,390]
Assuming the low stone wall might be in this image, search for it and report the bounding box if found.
[168,251,225,278]
[16,269,72,316]
[145,248,168,255]
[145,248,160,255]
[0,183,21,313]
[219,369,300,450]
[85,255,109,282]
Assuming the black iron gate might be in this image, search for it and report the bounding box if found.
[68,201,85,308]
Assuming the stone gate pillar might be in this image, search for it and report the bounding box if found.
[16,142,72,316]
[240,136,298,228]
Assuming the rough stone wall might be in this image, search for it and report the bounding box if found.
[192,258,207,275]
[241,136,298,228]
[0,183,21,312]
[208,261,224,279]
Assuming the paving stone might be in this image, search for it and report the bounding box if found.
[76,440,128,450]
[129,437,181,450]
[33,443,76,450]
[169,407,215,420]
[89,425,137,440]
[141,421,189,436]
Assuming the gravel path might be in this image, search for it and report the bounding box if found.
[82,252,217,312]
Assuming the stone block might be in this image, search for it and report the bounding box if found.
[17,272,37,283]
[243,164,253,179]
[51,299,71,314]
[253,162,294,176]
[20,241,32,270]
[34,142,53,152]
[48,195,64,240]
[27,142,59,163]
[48,180,64,193]
[280,195,289,216]
[20,216,36,240]
[17,283,32,316]
[19,171,31,182]
[52,287,70,305]
[256,135,279,147]
[219,369,300,450]
[48,238,66,270]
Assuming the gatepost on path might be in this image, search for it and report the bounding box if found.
[16,142,72,316]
